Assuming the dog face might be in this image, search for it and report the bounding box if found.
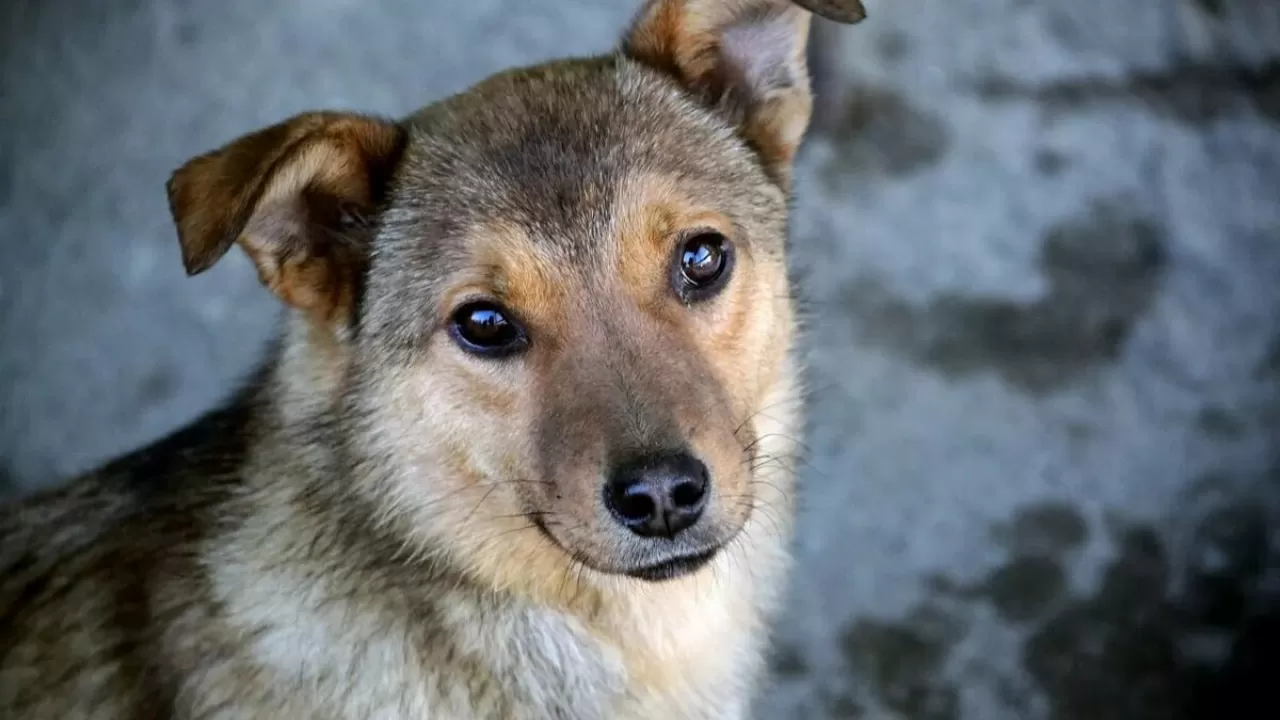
[167,0,865,590]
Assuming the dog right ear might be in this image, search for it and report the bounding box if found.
[622,0,866,188]
[166,112,405,326]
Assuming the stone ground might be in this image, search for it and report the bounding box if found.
[2,0,1279,717]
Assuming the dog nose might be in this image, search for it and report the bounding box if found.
[605,452,710,538]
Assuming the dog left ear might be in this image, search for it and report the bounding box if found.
[167,112,405,326]
[622,0,866,186]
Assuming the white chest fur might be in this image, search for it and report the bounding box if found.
[205,544,778,719]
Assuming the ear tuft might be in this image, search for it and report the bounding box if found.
[166,112,404,324]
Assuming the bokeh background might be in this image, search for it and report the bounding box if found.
[2,0,1279,717]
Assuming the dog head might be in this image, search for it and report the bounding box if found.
[167,0,865,593]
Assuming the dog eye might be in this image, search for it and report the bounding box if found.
[673,231,734,302]
[449,301,529,357]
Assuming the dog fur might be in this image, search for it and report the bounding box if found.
[0,1,866,717]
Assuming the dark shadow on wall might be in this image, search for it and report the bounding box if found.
[769,482,1280,720]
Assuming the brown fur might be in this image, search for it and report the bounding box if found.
[0,2,867,718]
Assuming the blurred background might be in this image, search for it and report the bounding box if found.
[2,0,1278,717]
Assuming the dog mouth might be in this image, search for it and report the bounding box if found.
[624,549,719,582]
[531,517,722,581]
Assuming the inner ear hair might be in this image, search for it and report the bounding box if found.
[622,0,867,186]
[166,112,405,326]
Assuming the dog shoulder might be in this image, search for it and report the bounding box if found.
[0,399,256,718]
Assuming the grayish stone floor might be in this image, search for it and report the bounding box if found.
[2,0,1278,717]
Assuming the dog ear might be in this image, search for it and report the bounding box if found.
[622,0,866,186]
[167,112,405,325]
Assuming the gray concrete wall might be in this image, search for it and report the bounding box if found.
[2,0,1278,717]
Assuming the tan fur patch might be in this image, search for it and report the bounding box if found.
[614,173,738,308]
[467,222,570,332]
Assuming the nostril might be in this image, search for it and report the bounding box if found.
[614,484,657,523]
[670,477,706,509]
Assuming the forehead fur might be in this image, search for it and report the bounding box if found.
[359,56,788,348]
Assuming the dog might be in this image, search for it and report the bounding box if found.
[0,1,867,717]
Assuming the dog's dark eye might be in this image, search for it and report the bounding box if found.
[673,231,734,302]
[449,301,528,357]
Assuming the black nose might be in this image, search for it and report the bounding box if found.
[605,452,710,538]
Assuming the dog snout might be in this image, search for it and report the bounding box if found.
[605,452,709,538]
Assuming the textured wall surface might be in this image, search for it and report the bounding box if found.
[2,0,1279,717]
